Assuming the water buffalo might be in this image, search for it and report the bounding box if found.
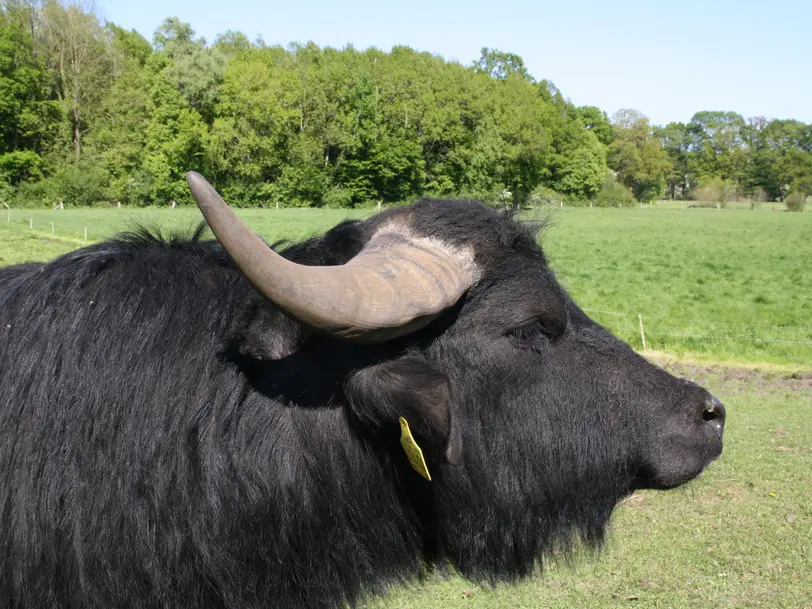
[0,173,725,608]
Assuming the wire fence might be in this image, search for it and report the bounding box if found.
[6,211,97,242]
[581,307,812,348]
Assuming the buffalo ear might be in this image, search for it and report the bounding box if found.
[345,357,462,466]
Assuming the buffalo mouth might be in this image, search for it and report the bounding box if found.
[637,427,725,491]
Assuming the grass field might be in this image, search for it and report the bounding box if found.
[1,204,810,607]
[2,204,810,367]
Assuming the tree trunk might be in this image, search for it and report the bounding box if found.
[72,68,80,160]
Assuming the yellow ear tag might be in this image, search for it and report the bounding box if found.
[399,417,432,481]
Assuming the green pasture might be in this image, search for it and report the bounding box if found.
[2,204,810,367]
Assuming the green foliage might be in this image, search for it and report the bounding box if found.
[784,191,806,212]
[692,176,737,206]
[322,186,354,208]
[474,47,531,81]
[157,18,226,122]
[0,3,59,157]
[686,111,746,184]
[54,162,109,206]
[548,127,606,199]
[11,176,56,206]
[41,0,116,161]
[109,25,152,65]
[275,154,329,207]
[152,17,199,58]
[0,2,810,209]
[528,185,568,208]
[0,149,43,184]
[213,30,252,56]
[574,105,612,146]
[654,121,690,199]
[609,111,671,203]
[592,172,636,207]
[141,72,207,204]
[0,177,12,203]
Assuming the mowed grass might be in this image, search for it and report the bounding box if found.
[541,207,812,367]
[2,204,810,367]
[1,207,810,606]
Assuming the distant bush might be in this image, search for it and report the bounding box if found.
[450,186,510,209]
[54,164,110,207]
[0,150,44,185]
[750,187,769,203]
[692,177,736,207]
[528,186,568,208]
[0,180,13,205]
[785,192,807,212]
[13,177,58,207]
[592,173,636,207]
[323,187,354,209]
[112,171,156,207]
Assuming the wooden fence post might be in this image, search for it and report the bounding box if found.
[638,313,647,351]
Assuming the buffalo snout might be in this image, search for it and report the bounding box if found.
[702,393,726,439]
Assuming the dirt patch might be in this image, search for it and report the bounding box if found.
[618,493,646,509]
[645,355,812,397]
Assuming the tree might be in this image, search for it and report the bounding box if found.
[0,1,59,183]
[741,117,812,200]
[41,0,113,161]
[152,16,197,58]
[783,148,812,196]
[206,45,298,202]
[84,41,151,202]
[474,47,531,82]
[465,72,556,207]
[654,122,690,198]
[574,105,612,146]
[609,110,671,203]
[152,18,225,124]
[612,108,647,130]
[686,110,745,183]
[548,118,606,199]
[213,30,252,56]
[108,24,151,67]
[141,71,207,203]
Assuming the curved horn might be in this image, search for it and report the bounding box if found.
[186,172,475,343]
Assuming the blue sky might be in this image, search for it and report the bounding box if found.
[99,0,811,126]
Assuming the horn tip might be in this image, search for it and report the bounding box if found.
[186,171,205,187]
[186,172,222,211]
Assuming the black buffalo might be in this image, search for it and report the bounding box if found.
[0,173,725,609]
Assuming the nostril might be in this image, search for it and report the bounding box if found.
[701,396,726,438]
[702,407,721,422]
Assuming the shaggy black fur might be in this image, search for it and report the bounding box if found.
[0,199,724,608]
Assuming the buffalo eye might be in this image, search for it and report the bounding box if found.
[508,319,551,352]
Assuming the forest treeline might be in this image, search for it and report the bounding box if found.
[1,1,811,208]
